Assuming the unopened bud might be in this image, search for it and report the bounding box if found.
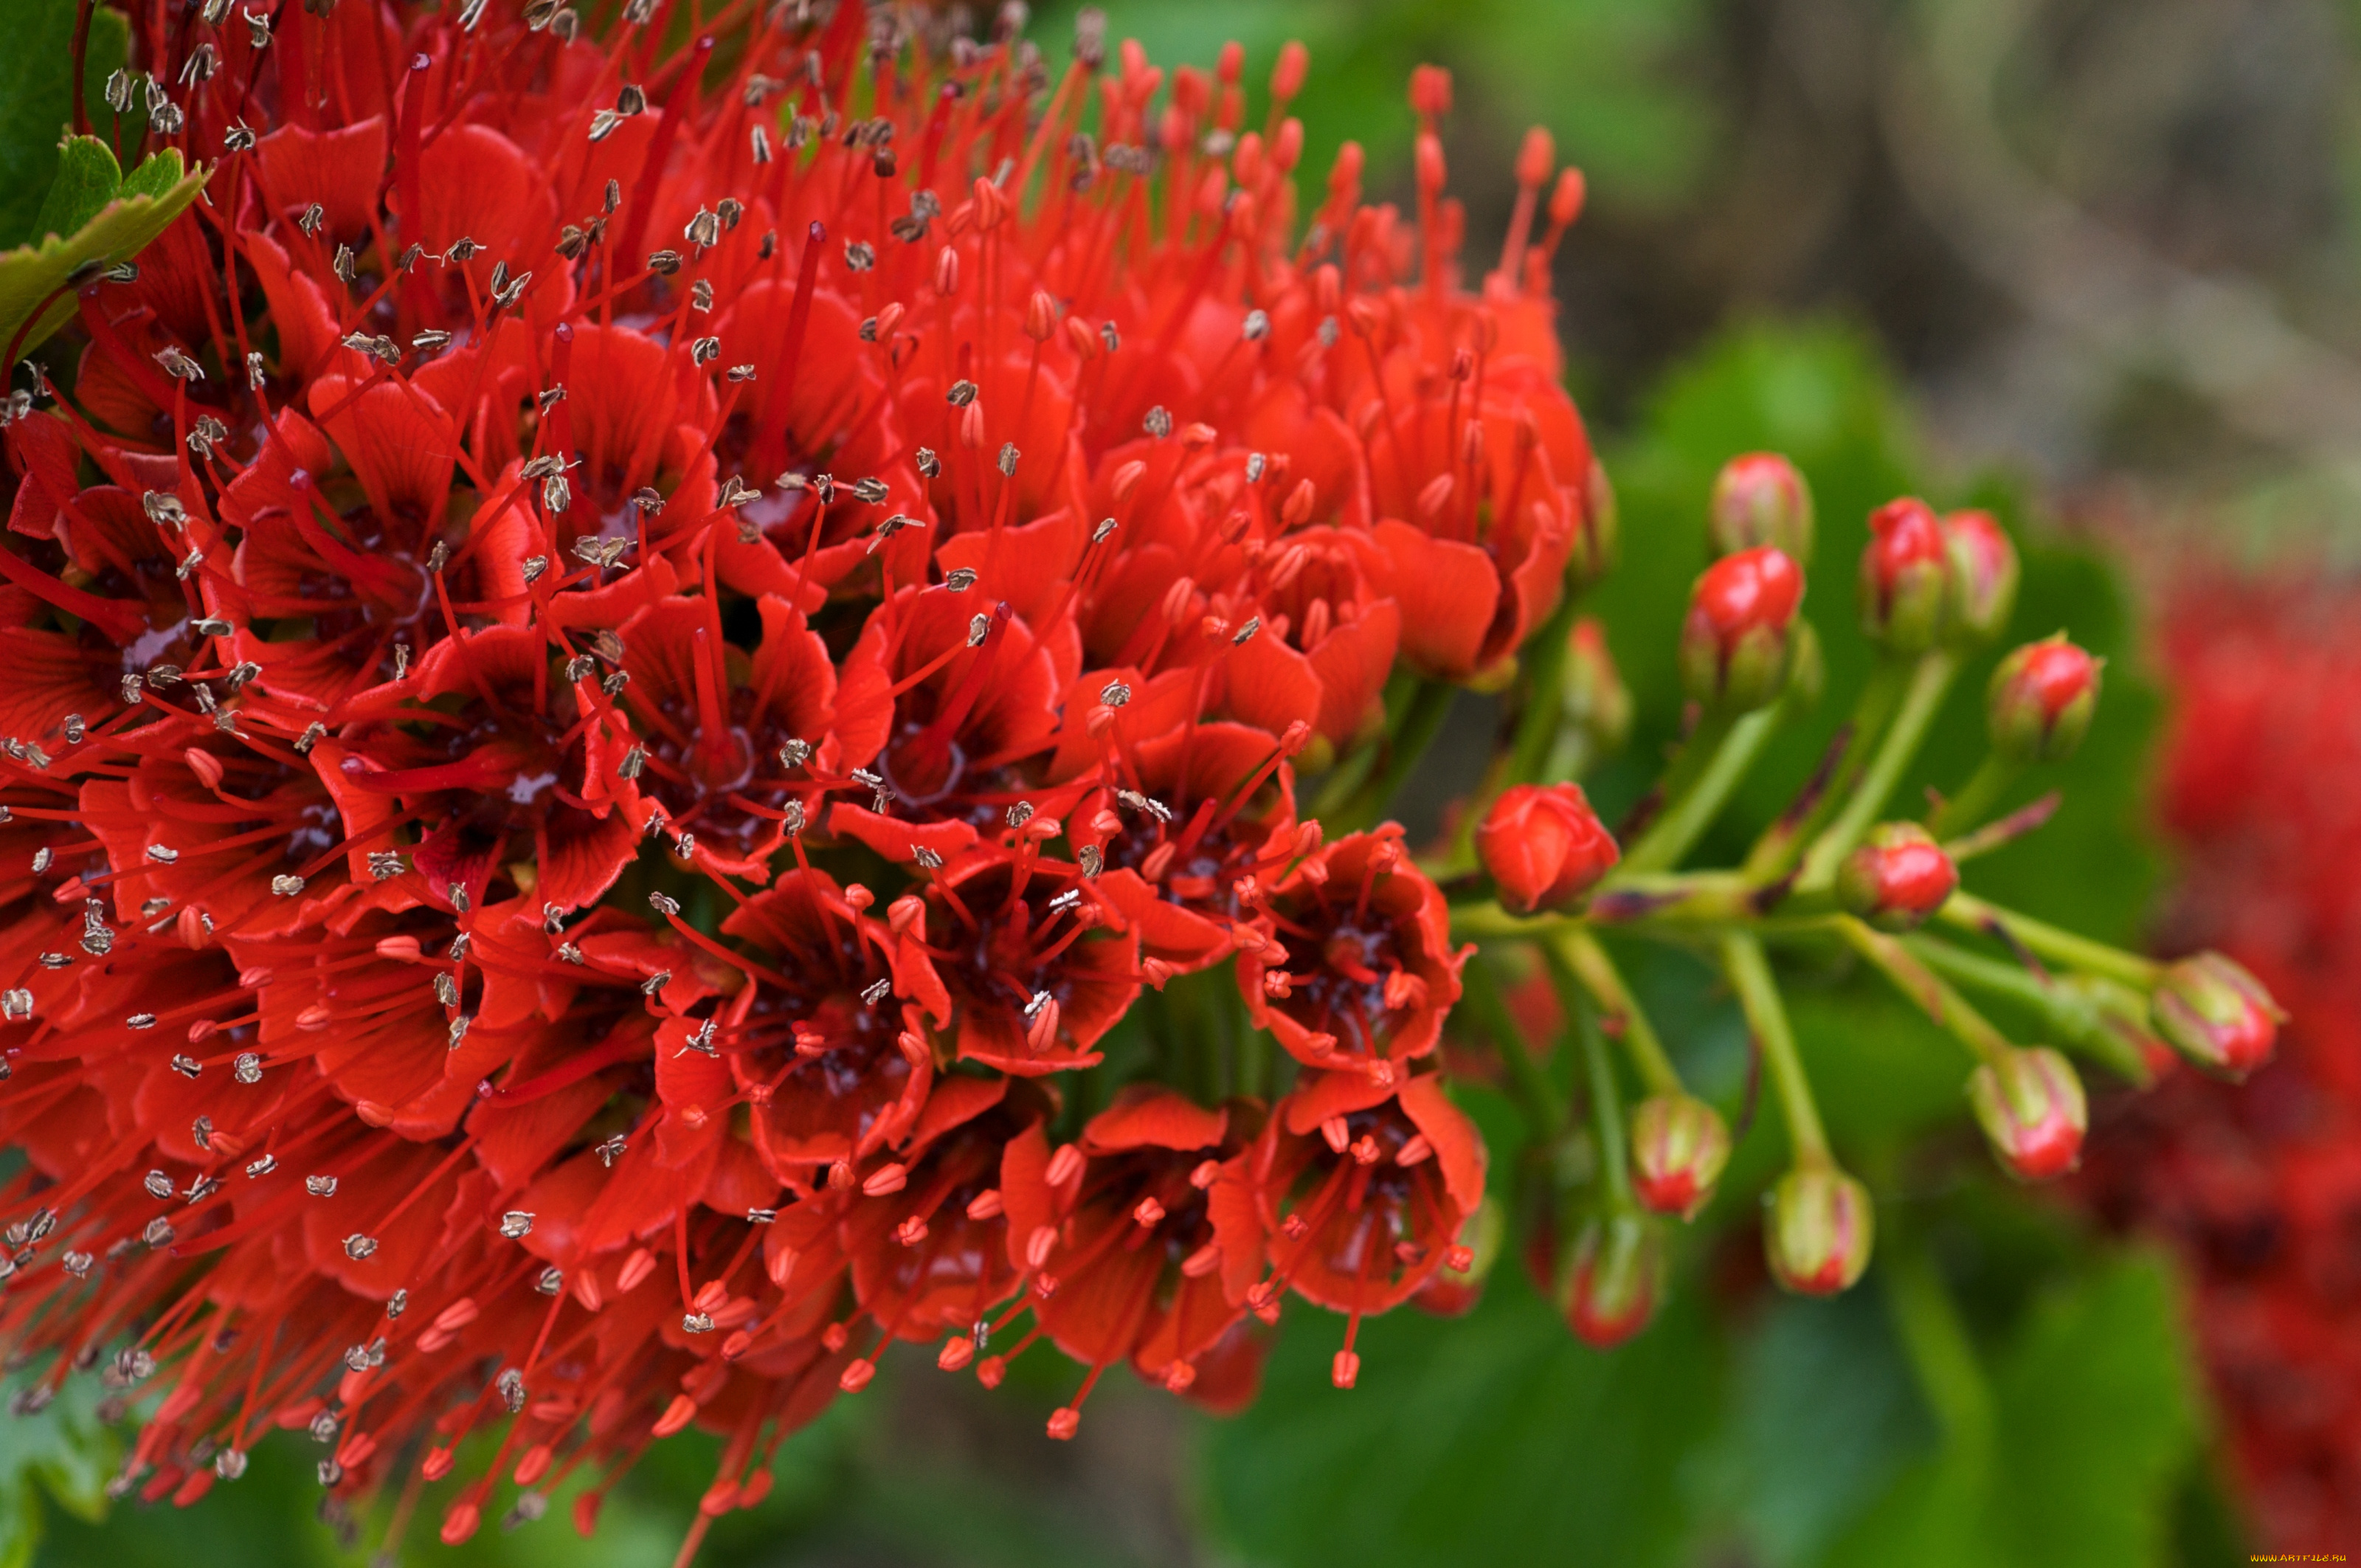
[1942,509,2018,646]
[1966,1046,2087,1181]
[1987,635,2101,764]
[1558,1212,1662,1348]
[1559,618,1631,759]
[1858,497,1952,654]
[1763,1164,1873,1296]
[2151,951,2282,1077]
[1708,452,1814,565]
[1473,782,1618,913]
[1627,1095,1730,1220]
[1836,822,1957,931]
[1679,546,1804,712]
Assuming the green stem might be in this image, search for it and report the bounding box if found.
[1504,592,1583,787]
[1326,677,1456,835]
[1234,981,1272,1101]
[1798,651,1958,890]
[1937,891,2162,987]
[1463,953,1565,1139]
[1926,753,2022,840]
[1884,1234,1994,1460]
[1576,995,1635,1208]
[1902,933,2153,1084]
[1743,658,1909,880]
[1719,932,1830,1164]
[1616,705,1781,877]
[1546,929,1684,1096]
[1826,915,2011,1067]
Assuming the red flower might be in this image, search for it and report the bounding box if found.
[1023,1085,1259,1423]
[2077,576,2361,1551]
[617,593,883,878]
[328,624,641,915]
[1087,719,1306,976]
[0,0,1622,1538]
[711,871,946,1182]
[1222,1071,1485,1384]
[1236,826,1468,1078]
[919,845,1140,1077]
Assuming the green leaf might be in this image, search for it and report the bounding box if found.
[0,1370,118,1568]
[1203,1270,1721,1568]
[1695,1288,1937,1567]
[0,0,134,250]
[0,146,204,362]
[30,137,130,252]
[1822,1253,2200,1568]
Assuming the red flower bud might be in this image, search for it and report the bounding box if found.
[1409,64,1453,119]
[1942,509,2019,646]
[1858,497,1953,654]
[1836,822,1957,931]
[1966,1046,2087,1180]
[1764,1165,1873,1295]
[1988,635,2101,764]
[1679,546,1805,712]
[1559,1212,1663,1348]
[1474,783,1619,913]
[1709,452,1814,564]
[1628,1094,1731,1220]
[2151,951,2283,1077]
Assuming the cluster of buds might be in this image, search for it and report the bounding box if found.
[0,1,2272,1555]
[1462,449,2278,1343]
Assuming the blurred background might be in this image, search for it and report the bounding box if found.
[19,1,2361,1564]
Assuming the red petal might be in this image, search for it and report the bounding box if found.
[1081,1084,1228,1154]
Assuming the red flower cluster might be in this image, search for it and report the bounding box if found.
[2078,577,2361,1549]
[0,1,1594,1543]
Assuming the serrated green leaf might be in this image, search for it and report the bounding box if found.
[29,137,127,250]
[0,147,204,362]
[1203,1271,1720,1568]
[0,1,134,250]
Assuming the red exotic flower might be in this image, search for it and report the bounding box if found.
[1015,1085,1261,1430]
[328,623,641,915]
[919,844,1140,1077]
[1236,826,1467,1078]
[1221,1071,1485,1386]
